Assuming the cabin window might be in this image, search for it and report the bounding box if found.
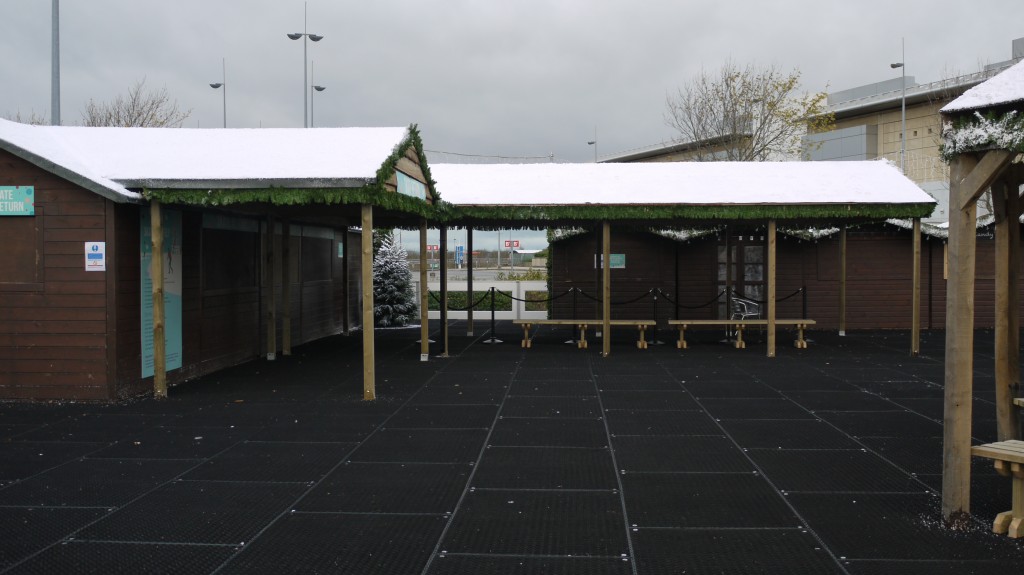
[0,215,43,290]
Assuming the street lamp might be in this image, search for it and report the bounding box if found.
[310,60,326,128]
[287,2,323,128]
[587,126,597,162]
[890,38,906,174]
[209,58,226,128]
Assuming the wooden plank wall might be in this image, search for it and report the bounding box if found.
[0,150,111,400]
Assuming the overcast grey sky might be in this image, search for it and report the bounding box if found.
[2,0,1021,250]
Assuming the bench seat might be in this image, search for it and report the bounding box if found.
[971,439,1024,538]
[512,319,656,349]
[666,319,816,349]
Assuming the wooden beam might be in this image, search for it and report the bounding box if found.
[419,220,429,361]
[958,149,1014,211]
[341,227,350,335]
[361,205,375,400]
[602,221,611,358]
[281,220,292,356]
[994,176,1021,441]
[911,218,921,357]
[767,220,777,358]
[467,227,474,337]
[440,226,449,357]
[265,215,277,361]
[943,153,980,522]
[839,224,847,336]
[150,200,167,399]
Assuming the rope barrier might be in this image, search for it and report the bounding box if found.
[493,288,573,304]
[657,288,727,310]
[732,287,804,305]
[426,290,494,312]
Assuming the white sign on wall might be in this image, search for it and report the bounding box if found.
[84,242,106,271]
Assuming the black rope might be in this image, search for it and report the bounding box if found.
[732,287,804,305]
[493,288,574,304]
[426,290,493,312]
[657,288,727,310]
[572,288,657,307]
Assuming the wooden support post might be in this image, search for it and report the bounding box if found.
[281,220,292,356]
[912,218,921,357]
[265,215,277,361]
[467,227,474,337]
[994,176,1021,441]
[602,221,611,358]
[342,227,350,335]
[839,224,847,336]
[440,226,449,357]
[150,200,167,399]
[419,221,429,361]
[943,153,980,522]
[361,205,375,400]
[767,220,777,358]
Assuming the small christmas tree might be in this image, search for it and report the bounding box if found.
[373,233,418,327]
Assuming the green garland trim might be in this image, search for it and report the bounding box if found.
[940,110,1024,162]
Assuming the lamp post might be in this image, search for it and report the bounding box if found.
[587,126,597,162]
[311,60,326,128]
[890,38,906,174]
[287,2,323,128]
[209,58,226,128]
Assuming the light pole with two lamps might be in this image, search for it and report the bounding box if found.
[209,58,226,128]
[287,2,323,128]
[890,38,906,174]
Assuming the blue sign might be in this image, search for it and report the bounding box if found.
[455,245,464,265]
[0,186,34,216]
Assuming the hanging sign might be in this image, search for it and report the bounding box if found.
[84,242,106,271]
[0,186,34,216]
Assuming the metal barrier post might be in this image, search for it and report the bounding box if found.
[483,286,502,344]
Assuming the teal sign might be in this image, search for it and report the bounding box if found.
[0,186,34,216]
[141,208,183,378]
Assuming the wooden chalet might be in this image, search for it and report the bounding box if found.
[0,120,435,401]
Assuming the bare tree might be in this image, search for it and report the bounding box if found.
[82,78,191,127]
[664,61,833,161]
[2,110,48,125]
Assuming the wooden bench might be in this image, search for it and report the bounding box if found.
[667,319,816,350]
[971,439,1024,538]
[512,319,656,349]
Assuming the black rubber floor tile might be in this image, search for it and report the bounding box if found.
[298,462,471,514]
[349,428,488,463]
[683,381,781,399]
[760,375,858,392]
[76,480,304,545]
[472,447,616,490]
[441,490,628,557]
[0,441,106,481]
[0,424,40,440]
[0,458,194,507]
[860,436,944,475]
[182,441,353,482]
[0,507,109,570]
[788,492,1022,562]
[816,411,942,438]
[785,390,902,412]
[411,384,506,405]
[247,413,384,442]
[89,426,244,459]
[843,559,1018,574]
[490,417,608,448]
[599,390,699,411]
[612,435,752,473]
[5,540,238,575]
[387,405,498,429]
[699,397,815,419]
[749,449,922,493]
[623,472,797,528]
[594,377,683,391]
[870,380,946,398]
[502,396,602,418]
[426,554,633,575]
[606,410,721,436]
[219,513,447,575]
[721,419,862,450]
[510,380,598,397]
[13,413,176,443]
[511,368,591,382]
[163,403,292,429]
[891,397,946,420]
[631,527,841,574]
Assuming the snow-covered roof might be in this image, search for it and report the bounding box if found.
[0,119,411,202]
[943,59,1024,113]
[432,160,934,207]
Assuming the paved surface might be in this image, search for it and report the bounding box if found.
[1,322,1023,574]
